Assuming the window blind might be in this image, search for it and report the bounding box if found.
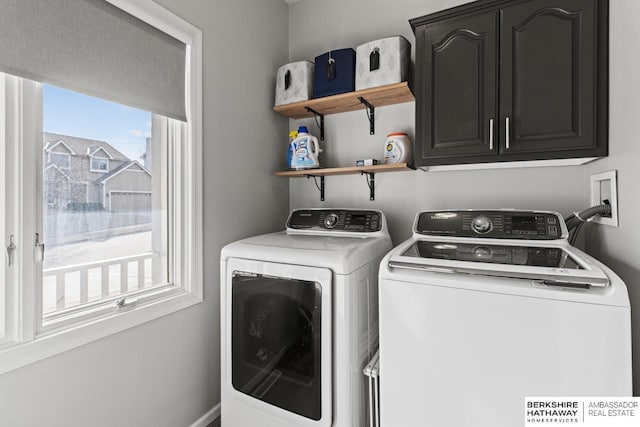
[0,0,187,121]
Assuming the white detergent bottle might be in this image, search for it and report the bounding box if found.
[289,126,321,170]
[383,132,412,165]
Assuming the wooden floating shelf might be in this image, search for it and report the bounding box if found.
[273,84,415,199]
[275,163,413,201]
[275,163,412,177]
[273,82,414,119]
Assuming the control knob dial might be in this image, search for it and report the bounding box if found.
[471,215,493,234]
[324,213,339,229]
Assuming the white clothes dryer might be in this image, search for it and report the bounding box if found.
[221,209,392,427]
[378,210,632,427]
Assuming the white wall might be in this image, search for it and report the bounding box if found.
[289,0,640,393]
[585,0,640,395]
[0,0,290,426]
[287,0,586,244]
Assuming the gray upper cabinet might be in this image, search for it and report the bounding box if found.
[411,0,608,167]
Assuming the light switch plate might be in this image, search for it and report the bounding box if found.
[589,170,618,227]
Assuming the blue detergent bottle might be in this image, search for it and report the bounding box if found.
[287,129,298,169]
[288,126,320,170]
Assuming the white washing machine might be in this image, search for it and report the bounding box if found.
[378,210,633,427]
[220,209,392,427]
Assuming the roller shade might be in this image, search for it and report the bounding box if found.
[0,0,187,121]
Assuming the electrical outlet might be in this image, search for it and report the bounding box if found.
[590,170,618,226]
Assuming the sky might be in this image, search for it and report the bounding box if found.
[43,84,151,160]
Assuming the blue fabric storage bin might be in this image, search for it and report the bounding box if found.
[313,48,356,98]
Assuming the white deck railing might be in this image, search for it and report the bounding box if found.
[43,253,154,312]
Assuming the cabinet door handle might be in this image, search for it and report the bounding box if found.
[505,117,510,150]
[489,118,494,150]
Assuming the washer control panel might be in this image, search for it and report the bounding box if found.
[288,209,382,232]
[415,210,566,240]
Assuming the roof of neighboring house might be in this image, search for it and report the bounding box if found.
[43,132,129,162]
[96,160,151,184]
[88,146,114,159]
[45,139,76,155]
[44,163,72,181]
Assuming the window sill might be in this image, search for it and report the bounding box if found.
[0,289,202,375]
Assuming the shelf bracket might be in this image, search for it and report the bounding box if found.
[358,97,375,135]
[362,172,375,201]
[307,175,325,201]
[305,107,325,141]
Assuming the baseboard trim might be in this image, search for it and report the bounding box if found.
[190,403,221,427]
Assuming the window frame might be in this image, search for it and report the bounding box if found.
[47,151,71,170]
[39,113,172,330]
[0,0,203,375]
[0,76,6,345]
[89,156,109,173]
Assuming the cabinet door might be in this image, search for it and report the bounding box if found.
[500,0,605,157]
[415,12,498,166]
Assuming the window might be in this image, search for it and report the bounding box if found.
[90,156,109,173]
[0,119,6,344]
[48,152,71,169]
[0,0,202,375]
[42,84,169,320]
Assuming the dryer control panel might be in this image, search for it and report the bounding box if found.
[415,210,567,240]
[288,209,382,232]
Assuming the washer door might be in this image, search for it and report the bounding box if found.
[224,258,332,427]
